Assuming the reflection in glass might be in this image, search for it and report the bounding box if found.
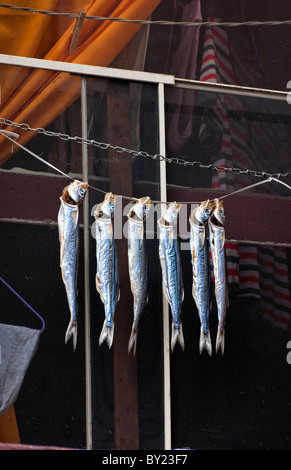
[165,84,291,197]
[0,67,82,176]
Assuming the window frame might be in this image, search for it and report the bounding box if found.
[0,53,290,450]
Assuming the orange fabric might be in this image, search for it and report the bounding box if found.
[0,405,21,443]
[0,0,59,102]
[0,0,162,163]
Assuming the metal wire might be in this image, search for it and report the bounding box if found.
[0,3,291,27]
[0,117,290,181]
[0,128,71,179]
[0,120,290,207]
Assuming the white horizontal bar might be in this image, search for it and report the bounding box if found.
[0,53,175,85]
[0,54,287,100]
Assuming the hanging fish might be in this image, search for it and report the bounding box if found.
[209,198,228,355]
[189,200,214,356]
[58,179,88,350]
[158,202,184,352]
[127,196,152,355]
[94,192,119,349]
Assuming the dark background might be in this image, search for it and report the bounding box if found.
[1,222,291,450]
[1,0,291,451]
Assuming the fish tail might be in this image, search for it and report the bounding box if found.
[171,323,185,352]
[128,322,138,355]
[65,319,77,351]
[199,326,212,356]
[215,325,225,355]
[99,319,114,349]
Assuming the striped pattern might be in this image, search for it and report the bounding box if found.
[199,18,291,328]
[259,246,291,328]
[238,244,260,298]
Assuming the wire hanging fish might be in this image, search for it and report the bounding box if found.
[58,179,88,350]
[158,202,184,352]
[127,196,152,355]
[94,192,119,349]
[209,198,228,355]
[189,200,214,355]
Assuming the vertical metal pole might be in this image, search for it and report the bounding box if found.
[158,82,171,451]
[81,76,92,450]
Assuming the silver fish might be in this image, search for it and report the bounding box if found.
[158,202,184,352]
[127,196,152,355]
[189,200,214,356]
[94,192,119,349]
[58,179,88,350]
[209,198,228,355]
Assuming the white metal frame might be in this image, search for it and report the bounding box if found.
[0,53,288,451]
[0,53,175,85]
[158,82,171,450]
[81,76,92,450]
[0,53,175,451]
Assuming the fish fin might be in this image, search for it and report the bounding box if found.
[99,319,114,349]
[199,326,212,356]
[215,325,225,355]
[65,319,77,351]
[171,323,184,352]
[128,323,138,355]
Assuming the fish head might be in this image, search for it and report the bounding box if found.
[66,180,88,204]
[106,192,116,213]
[164,201,180,225]
[213,199,225,225]
[96,192,116,218]
[197,199,215,224]
[131,196,152,220]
